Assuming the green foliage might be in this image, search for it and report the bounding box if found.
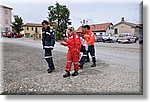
[47,2,71,40]
[12,15,24,33]
[55,31,62,41]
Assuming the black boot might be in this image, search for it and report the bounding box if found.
[52,67,55,70]
[46,58,55,73]
[63,71,70,78]
[47,69,54,73]
[79,64,83,69]
[91,57,96,67]
[47,66,55,73]
[72,71,78,76]
[91,63,96,67]
[86,55,90,62]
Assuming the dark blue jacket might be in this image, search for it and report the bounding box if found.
[42,26,55,49]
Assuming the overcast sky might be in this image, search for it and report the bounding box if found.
[0,0,142,29]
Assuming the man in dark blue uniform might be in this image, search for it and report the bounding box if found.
[42,20,55,73]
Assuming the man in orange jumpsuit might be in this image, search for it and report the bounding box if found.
[79,25,96,68]
[61,27,81,78]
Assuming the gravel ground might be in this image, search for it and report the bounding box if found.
[0,42,142,95]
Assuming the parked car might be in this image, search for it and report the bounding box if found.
[95,34,103,42]
[139,35,143,44]
[1,31,7,37]
[6,32,13,38]
[117,33,136,43]
[133,36,138,41]
[16,33,24,38]
[102,34,118,43]
[6,32,24,38]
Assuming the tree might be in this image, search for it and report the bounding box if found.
[48,2,71,40]
[12,15,24,33]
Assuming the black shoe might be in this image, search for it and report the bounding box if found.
[52,67,55,70]
[72,71,78,76]
[63,71,70,78]
[47,69,54,73]
[91,63,96,67]
[79,64,83,69]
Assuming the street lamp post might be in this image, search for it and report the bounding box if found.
[80,19,88,26]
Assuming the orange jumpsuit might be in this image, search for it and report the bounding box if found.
[62,33,81,72]
[84,30,95,45]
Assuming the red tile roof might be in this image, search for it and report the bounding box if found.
[76,23,113,33]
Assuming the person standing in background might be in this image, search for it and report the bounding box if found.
[79,25,96,68]
[42,20,55,73]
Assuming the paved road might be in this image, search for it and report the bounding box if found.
[94,42,142,69]
[0,38,142,95]
[2,38,142,68]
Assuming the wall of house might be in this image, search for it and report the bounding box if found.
[106,24,113,35]
[113,23,134,35]
[0,6,2,32]
[0,6,12,32]
[22,26,42,39]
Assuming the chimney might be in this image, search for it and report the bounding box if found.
[121,17,125,22]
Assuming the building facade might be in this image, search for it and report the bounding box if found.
[112,17,143,37]
[0,5,12,33]
[21,23,43,39]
